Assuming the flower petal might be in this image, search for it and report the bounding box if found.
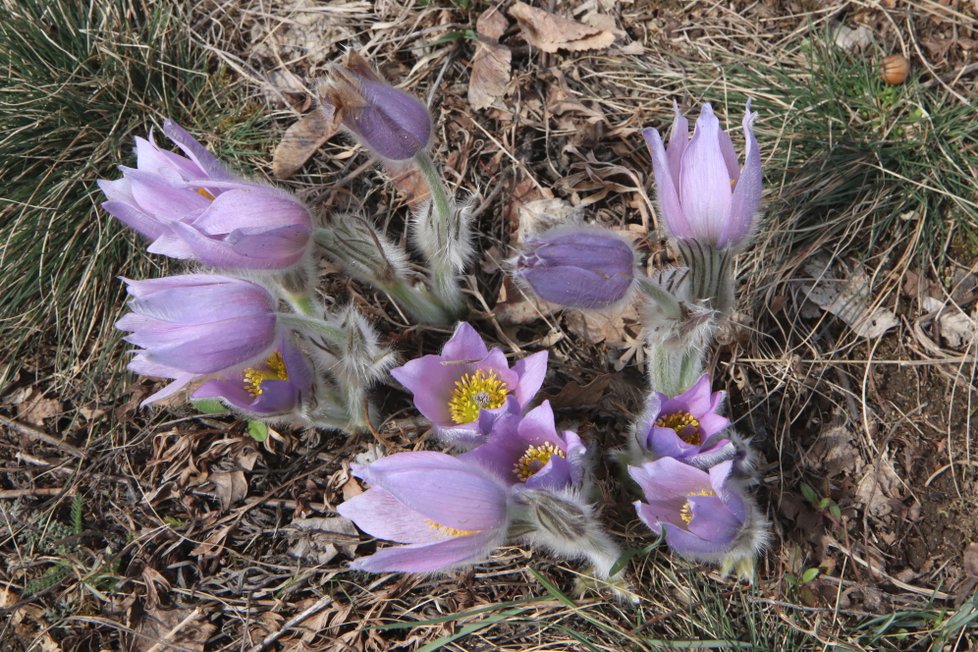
[678,104,732,242]
[644,127,691,239]
[350,529,500,573]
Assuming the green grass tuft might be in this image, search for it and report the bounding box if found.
[0,0,272,397]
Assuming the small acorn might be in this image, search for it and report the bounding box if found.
[880,54,909,85]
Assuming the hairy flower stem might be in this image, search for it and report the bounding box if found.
[414,151,466,317]
[646,340,704,397]
[276,313,346,353]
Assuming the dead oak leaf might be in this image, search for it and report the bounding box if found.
[203,470,248,510]
[272,108,339,179]
[469,38,512,111]
[508,2,615,53]
[131,607,216,652]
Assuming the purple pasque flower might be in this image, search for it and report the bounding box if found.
[191,333,313,416]
[320,51,432,161]
[99,120,313,269]
[643,102,761,249]
[513,226,636,309]
[390,322,548,442]
[633,374,735,469]
[629,457,747,560]
[461,401,586,490]
[116,274,279,405]
[337,451,510,573]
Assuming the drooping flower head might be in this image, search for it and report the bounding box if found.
[513,226,636,309]
[390,322,548,443]
[99,121,313,269]
[191,333,313,417]
[337,452,510,573]
[632,374,735,469]
[629,457,766,574]
[643,102,761,250]
[462,401,586,490]
[319,51,432,161]
[115,274,280,405]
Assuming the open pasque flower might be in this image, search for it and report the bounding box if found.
[390,322,548,442]
[191,334,313,417]
[513,226,636,309]
[629,457,767,578]
[337,452,510,572]
[631,374,735,469]
[462,401,586,490]
[99,121,313,269]
[116,274,279,405]
[643,102,761,249]
[319,51,432,161]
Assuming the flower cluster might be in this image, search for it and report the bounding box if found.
[339,323,621,578]
[101,122,393,429]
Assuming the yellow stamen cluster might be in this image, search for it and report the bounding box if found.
[196,187,216,201]
[656,411,701,445]
[243,352,288,397]
[513,442,566,482]
[679,489,716,525]
[424,518,479,538]
[448,369,508,425]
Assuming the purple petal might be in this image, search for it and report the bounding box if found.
[389,354,461,427]
[678,104,732,242]
[337,488,444,544]
[441,322,490,360]
[644,127,691,239]
[661,522,734,556]
[188,187,310,232]
[350,529,500,573]
[125,168,212,219]
[629,457,712,498]
[665,102,689,183]
[720,102,762,249]
[163,120,237,181]
[511,350,548,408]
[348,80,431,161]
[686,495,742,544]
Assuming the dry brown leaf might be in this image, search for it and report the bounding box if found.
[477,6,508,40]
[131,607,216,652]
[516,198,582,242]
[469,38,512,111]
[545,375,612,410]
[508,2,615,53]
[288,516,360,564]
[16,391,62,426]
[563,296,642,348]
[204,470,248,510]
[191,523,232,559]
[921,297,977,350]
[806,424,862,477]
[494,277,559,326]
[272,109,339,179]
[800,256,898,339]
[855,454,901,517]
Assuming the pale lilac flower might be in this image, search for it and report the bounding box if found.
[99,121,312,269]
[643,102,761,249]
[462,401,586,490]
[191,334,313,416]
[320,52,432,161]
[632,374,735,469]
[390,322,548,442]
[630,458,745,559]
[337,452,509,572]
[116,274,279,405]
[513,226,635,309]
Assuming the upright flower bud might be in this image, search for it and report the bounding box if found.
[643,102,761,250]
[319,52,432,161]
[513,226,636,309]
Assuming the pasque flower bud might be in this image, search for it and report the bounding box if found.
[513,226,635,309]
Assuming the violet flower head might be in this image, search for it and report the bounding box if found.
[390,322,548,442]
[514,226,636,309]
[320,52,432,161]
[115,274,279,405]
[98,121,313,269]
[462,401,586,490]
[337,452,510,573]
[191,334,313,417]
[643,102,761,249]
[633,374,735,469]
[630,458,749,561]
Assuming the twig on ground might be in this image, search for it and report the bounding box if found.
[0,414,85,458]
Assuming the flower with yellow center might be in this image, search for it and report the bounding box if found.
[679,488,716,525]
[513,442,566,482]
[656,411,701,445]
[447,369,509,425]
[243,352,289,397]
